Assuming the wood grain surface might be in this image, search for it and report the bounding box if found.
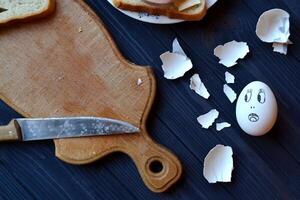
[0,0,300,199]
[0,0,181,193]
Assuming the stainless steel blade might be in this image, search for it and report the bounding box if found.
[15,117,139,141]
[0,7,7,13]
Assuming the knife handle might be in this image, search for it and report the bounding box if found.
[0,120,21,141]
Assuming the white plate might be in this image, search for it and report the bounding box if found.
[107,0,184,24]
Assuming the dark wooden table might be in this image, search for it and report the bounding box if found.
[1,0,300,199]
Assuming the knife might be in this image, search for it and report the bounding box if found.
[0,117,139,141]
[0,7,7,13]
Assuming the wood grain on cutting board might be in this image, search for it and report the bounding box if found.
[0,0,181,192]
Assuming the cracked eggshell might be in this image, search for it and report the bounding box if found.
[197,109,219,129]
[190,74,210,99]
[272,42,288,55]
[225,71,235,84]
[272,40,292,55]
[137,78,143,86]
[223,84,237,103]
[256,9,290,43]
[160,51,193,79]
[236,81,278,136]
[214,41,249,67]
[216,122,231,131]
[172,38,186,56]
[203,144,234,183]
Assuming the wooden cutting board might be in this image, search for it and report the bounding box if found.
[0,0,182,193]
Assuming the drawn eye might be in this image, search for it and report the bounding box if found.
[244,89,252,102]
[257,89,266,104]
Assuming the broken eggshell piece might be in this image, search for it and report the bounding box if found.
[256,8,290,43]
[236,81,278,136]
[203,144,234,183]
[272,42,288,55]
[272,40,292,55]
[223,84,237,103]
[160,51,193,79]
[256,9,291,54]
[172,38,186,56]
[216,122,231,131]
[197,109,219,129]
[160,38,193,79]
[225,71,235,84]
[214,41,249,67]
[190,74,210,99]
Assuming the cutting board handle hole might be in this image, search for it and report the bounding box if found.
[148,160,164,174]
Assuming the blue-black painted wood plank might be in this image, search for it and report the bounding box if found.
[0,0,300,199]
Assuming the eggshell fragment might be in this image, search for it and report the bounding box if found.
[272,43,287,55]
[137,78,143,86]
[197,109,219,129]
[225,71,235,84]
[256,9,290,43]
[203,144,234,183]
[190,74,210,99]
[223,84,237,103]
[272,40,292,55]
[172,38,186,56]
[160,51,193,79]
[214,41,249,67]
[256,9,291,55]
[160,38,193,79]
[216,122,231,131]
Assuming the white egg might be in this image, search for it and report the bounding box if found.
[236,81,278,136]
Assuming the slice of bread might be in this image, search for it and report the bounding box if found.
[113,0,206,21]
[0,0,55,25]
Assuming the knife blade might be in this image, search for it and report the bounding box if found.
[0,117,139,141]
[0,7,7,13]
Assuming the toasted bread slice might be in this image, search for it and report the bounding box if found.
[113,0,206,21]
[0,0,55,24]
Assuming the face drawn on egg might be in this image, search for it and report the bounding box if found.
[244,88,266,122]
[236,81,278,136]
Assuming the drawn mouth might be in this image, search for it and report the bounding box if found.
[248,113,259,122]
